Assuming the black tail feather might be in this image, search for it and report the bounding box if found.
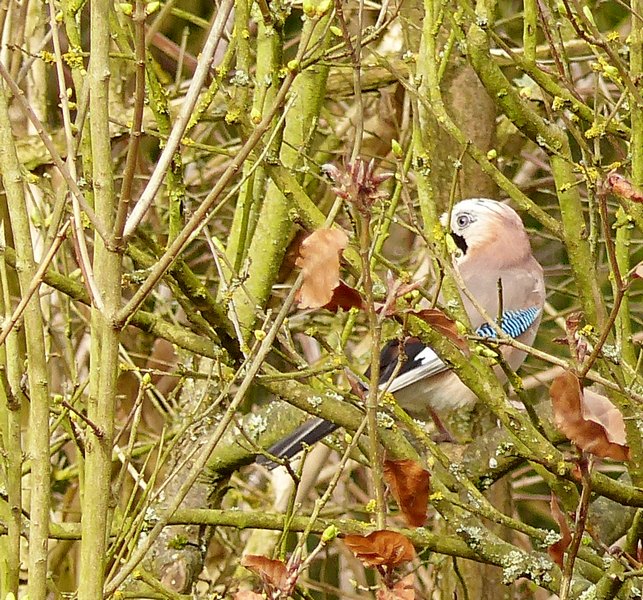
[258,418,339,468]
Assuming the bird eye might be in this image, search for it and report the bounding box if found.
[456,214,471,228]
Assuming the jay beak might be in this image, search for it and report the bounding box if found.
[261,198,545,464]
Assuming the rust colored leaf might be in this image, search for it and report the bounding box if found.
[376,574,416,600]
[296,228,349,309]
[323,281,364,312]
[607,172,643,203]
[343,530,416,568]
[240,555,289,591]
[547,495,572,568]
[550,371,630,461]
[383,459,431,527]
[408,308,468,351]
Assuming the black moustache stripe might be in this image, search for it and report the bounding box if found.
[451,232,468,254]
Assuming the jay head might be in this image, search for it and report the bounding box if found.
[445,198,536,269]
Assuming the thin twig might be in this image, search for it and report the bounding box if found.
[123,0,234,238]
[358,208,387,530]
[0,59,110,244]
[113,0,147,241]
[47,0,102,309]
[60,399,104,439]
[578,183,627,378]
[559,455,594,600]
[0,219,71,347]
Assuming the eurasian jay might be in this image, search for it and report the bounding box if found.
[264,198,545,462]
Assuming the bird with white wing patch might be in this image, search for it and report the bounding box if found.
[262,198,545,463]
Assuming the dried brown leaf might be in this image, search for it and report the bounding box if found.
[323,281,364,312]
[547,495,572,568]
[240,555,289,591]
[296,228,349,309]
[550,371,630,461]
[343,530,416,568]
[376,574,416,600]
[383,459,431,527]
[582,388,628,445]
[607,172,643,203]
[407,308,468,351]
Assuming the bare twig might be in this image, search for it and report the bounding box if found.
[122,0,234,238]
[113,0,147,241]
[559,456,594,600]
[47,0,103,309]
[0,219,70,347]
[578,182,628,378]
[0,60,110,244]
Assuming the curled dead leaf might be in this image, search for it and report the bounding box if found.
[240,555,289,592]
[547,494,572,569]
[607,172,643,203]
[343,530,416,568]
[322,280,364,312]
[296,228,349,309]
[383,459,431,527]
[550,371,630,461]
[633,262,643,280]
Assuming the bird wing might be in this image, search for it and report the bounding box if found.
[380,306,541,394]
[380,341,449,393]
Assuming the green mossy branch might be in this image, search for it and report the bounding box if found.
[0,82,51,600]
[78,0,121,596]
[230,14,332,335]
[0,245,221,360]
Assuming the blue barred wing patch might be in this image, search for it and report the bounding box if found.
[476,306,540,339]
